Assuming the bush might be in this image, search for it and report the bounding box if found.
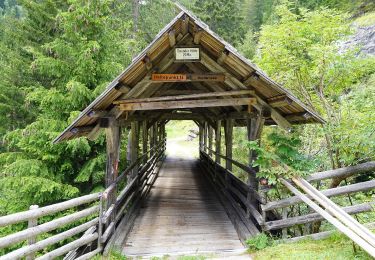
[246,233,273,251]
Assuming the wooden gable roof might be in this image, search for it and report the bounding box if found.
[53,5,324,144]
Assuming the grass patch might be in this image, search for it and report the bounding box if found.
[354,11,375,26]
[250,232,373,260]
[165,120,198,139]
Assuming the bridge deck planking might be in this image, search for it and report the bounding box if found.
[121,157,245,256]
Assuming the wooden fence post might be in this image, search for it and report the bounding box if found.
[105,119,120,224]
[282,208,288,239]
[26,205,39,260]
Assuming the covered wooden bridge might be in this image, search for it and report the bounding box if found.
[1,6,375,260]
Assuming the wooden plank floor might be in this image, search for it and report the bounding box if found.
[122,156,245,257]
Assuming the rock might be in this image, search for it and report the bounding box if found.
[339,23,375,56]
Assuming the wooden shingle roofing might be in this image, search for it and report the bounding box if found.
[53,5,324,144]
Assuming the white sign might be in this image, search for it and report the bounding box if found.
[175,47,200,61]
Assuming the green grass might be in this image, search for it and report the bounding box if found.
[165,120,198,139]
[250,232,373,260]
[354,11,375,26]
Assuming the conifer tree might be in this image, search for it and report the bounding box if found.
[0,0,135,214]
[193,0,246,45]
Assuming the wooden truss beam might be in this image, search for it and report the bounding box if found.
[199,51,292,130]
[113,90,254,104]
[118,97,256,111]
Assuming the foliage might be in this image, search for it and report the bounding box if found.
[0,0,135,216]
[254,1,375,170]
[251,231,373,260]
[193,0,246,45]
[238,29,257,59]
[246,233,273,251]
[92,249,127,260]
[246,128,317,197]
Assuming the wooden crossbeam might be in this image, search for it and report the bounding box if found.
[155,89,207,96]
[118,98,256,111]
[113,90,254,105]
[267,95,293,108]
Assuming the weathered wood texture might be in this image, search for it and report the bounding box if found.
[119,98,257,111]
[199,151,261,241]
[306,161,375,182]
[121,157,244,256]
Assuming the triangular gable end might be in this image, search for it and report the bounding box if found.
[53,5,324,144]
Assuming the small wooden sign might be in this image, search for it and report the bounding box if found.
[190,74,225,82]
[151,74,187,82]
[151,73,225,82]
[175,47,200,61]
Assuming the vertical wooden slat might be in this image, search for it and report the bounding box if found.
[142,121,148,164]
[208,126,213,157]
[153,123,158,149]
[26,205,39,260]
[225,119,233,172]
[150,122,155,157]
[204,122,208,153]
[215,120,222,164]
[130,121,139,179]
[199,123,204,152]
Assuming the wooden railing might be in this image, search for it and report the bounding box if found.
[200,145,375,244]
[261,162,375,239]
[0,139,166,260]
[199,150,263,241]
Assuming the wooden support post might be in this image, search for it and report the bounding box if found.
[105,119,120,224]
[199,123,204,153]
[246,115,265,219]
[142,121,148,164]
[208,126,213,157]
[154,123,158,146]
[215,120,222,164]
[26,205,39,260]
[225,119,233,172]
[130,121,139,179]
[247,116,264,189]
[204,122,208,154]
[282,208,288,239]
[150,123,155,157]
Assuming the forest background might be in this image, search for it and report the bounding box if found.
[0,0,374,230]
